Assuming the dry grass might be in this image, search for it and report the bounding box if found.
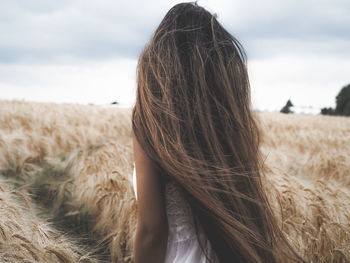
[0,179,97,263]
[0,100,134,262]
[260,113,350,262]
[0,100,349,262]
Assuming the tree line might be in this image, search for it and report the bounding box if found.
[280,83,350,116]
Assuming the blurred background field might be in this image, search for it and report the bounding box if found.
[0,100,349,263]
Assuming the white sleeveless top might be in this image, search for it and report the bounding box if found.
[132,167,218,263]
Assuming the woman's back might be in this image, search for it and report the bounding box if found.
[133,167,218,262]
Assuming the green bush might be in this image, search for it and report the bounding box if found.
[280,99,294,114]
[320,107,335,115]
[335,84,350,116]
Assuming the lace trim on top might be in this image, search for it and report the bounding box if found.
[165,181,203,243]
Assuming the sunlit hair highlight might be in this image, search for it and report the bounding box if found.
[132,2,303,262]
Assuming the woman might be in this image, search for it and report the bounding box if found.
[132,2,303,263]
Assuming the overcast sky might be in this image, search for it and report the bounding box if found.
[1,0,349,111]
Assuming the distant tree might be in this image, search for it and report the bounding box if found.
[280,99,294,114]
[111,101,119,105]
[335,84,350,116]
[320,107,335,115]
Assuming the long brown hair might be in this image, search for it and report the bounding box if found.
[132,2,303,263]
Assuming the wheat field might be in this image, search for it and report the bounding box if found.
[0,100,349,263]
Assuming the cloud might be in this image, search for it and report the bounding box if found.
[202,0,350,59]
[249,54,350,110]
[1,0,349,63]
[0,0,181,63]
[213,0,350,38]
[0,58,138,105]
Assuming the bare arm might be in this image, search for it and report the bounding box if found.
[133,131,168,263]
